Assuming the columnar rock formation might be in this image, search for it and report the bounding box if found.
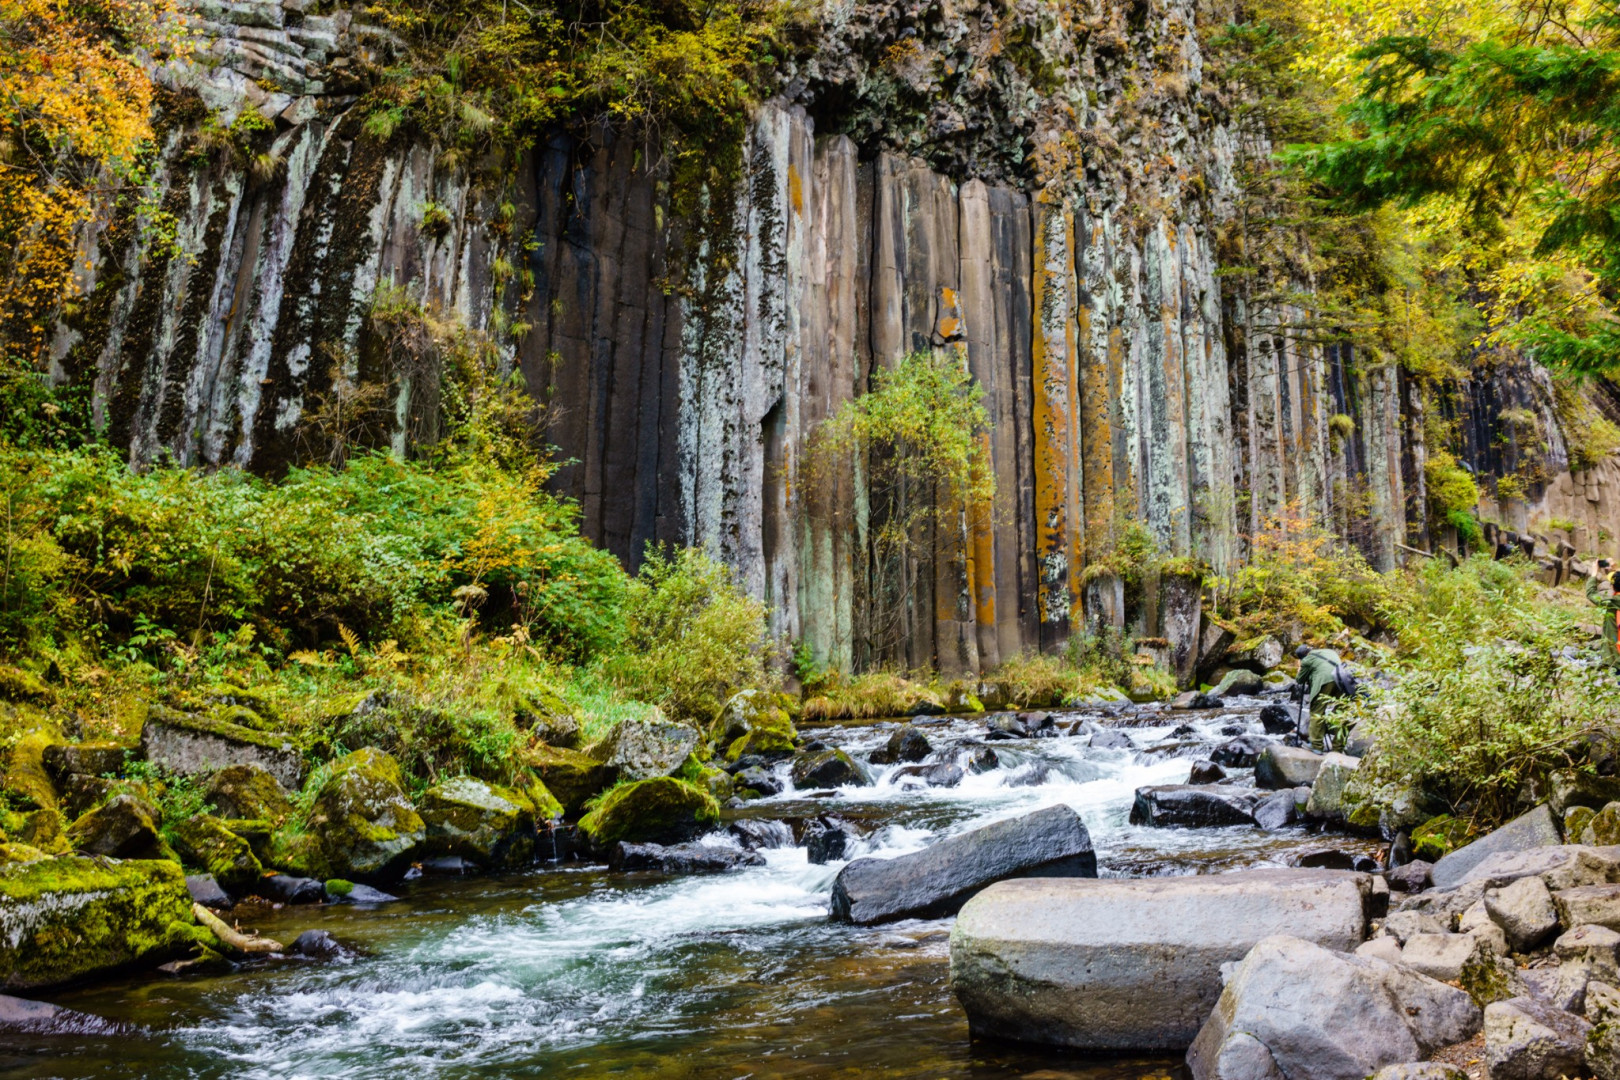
[48,0,1620,674]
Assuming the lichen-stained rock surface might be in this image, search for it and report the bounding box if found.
[0,857,197,990]
[141,704,303,788]
[576,777,720,848]
[418,776,543,867]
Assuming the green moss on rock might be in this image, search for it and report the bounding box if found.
[1411,814,1478,863]
[419,775,538,867]
[1567,805,1598,842]
[515,685,581,749]
[141,704,303,788]
[3,727,60,812]
[204,764,294,823]
[270,748,424,881]
[577,777,719,847]
[0,856,195,989]
[67,794,176,862]
[520,743,612,816]
[716,691,798,762]
[171,815,263,893]
[1585,802,1620,846]
[0,843,47,866]
[0,667,51,704]
[14,809,68,855]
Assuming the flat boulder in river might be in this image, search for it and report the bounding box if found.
[829,805,1095,925]
[1130,785,1261,828]
[950,869,1376,1050]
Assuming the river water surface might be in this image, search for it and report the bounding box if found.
[8,701,1375,1079]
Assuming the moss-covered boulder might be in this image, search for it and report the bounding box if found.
[1584,802,1620,846]
[577,778,720,847]
[419,776,542,867]
[515,685,581,749]
[0,842,47,866]
[1339,752,1437,833]
[204,763,294,823]
[0,856,197,989]
[1412,814,1478,863]
[3,727,60,811]
[42,742,128,783]
[171,815,263,894]
[196,684,282,725]
[141,704,303,788]
[0,665,50,704]
[520,743,612,816]
[1566,805,1598,842]
[681,758,734,803]
[67,795,175,861]
[717,691,799,762]
[270,748,424,882]
[790,749,874,790]
[12,809,68,855]
[587,711,700,782]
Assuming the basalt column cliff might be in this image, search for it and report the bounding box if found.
[50,0,1620,675]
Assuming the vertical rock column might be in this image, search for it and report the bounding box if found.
[1031,192,1084,647]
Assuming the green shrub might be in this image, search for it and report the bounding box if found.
[602,545,778,724]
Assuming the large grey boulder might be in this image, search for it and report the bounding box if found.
[1431,804,1561,890]
[1555,883,1620,931]
[951,869,1375,1051]
[1454,844,1620,890]
[1483,994,1590,1080]
[140,704,302,788]
[587,712,699,781]
[1130,785,1262,828]
[1254,745,1325,790]
[1187,935,1480,1080]
[1303,753,1360,823]
[831,805,1094,925]
[1399,932,1486,982]
[1485,875,1560,952]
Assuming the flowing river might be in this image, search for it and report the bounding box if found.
[6,700,1378,1079]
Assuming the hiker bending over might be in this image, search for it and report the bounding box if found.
[1586,561,1620,674]
[1292,644,1359,752]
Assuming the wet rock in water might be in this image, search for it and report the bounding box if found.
[0,993,125,1035]
[269,748,425,882]
[1294,849,1380,873]
[1254,745,1324,789]
[723,754,770,774]
[1006,763,1052,788]
[67,794,173,861]
[967,746,1000,772]
[418,776,546,868]
[732,766,782,799]
[185,873,233,909]
[869,727,931,766]
[893,763,964,788]
[1210,736,1269,768]
[1179,693,1223,709]
[422,855,475,874]
[586,712,700,782]
[1485,875,1560,952]
[324,880,397,904]
[728,819,794,850]
[1186,934,1481,1080]
[204,763,294,823]
[982,729,1021,742]
[1258,704,1296,734]
[831,805,1095,925]
[1089,729,1133,750]
[141,704,302,788]
[0,856,194,990]
[790,749,873,790]
[952,869,1378,1051]
[1431,804,1561,890]
[578,777,720,847]
[171,814,262,893]
[1129,785,1261,828]
[255,874,326,904]
[1387,860,1434,893]
[609,841,765,873]
[985,713,1026,736]
[1253,790,1297,830]
[804,816,857,864]
[1170,723,1198,738]
[1483,994,1589,1080]
[1188,760,1226,785]
[1211,668,1265,698]
[287,929,349,959]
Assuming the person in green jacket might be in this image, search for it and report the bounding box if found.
[1586,561,1620,673]
[1292,645,1360,752]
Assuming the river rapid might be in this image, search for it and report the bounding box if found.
[8,700,1378,1079]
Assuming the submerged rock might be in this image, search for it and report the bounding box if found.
[287,929,349,959]
[253,874,325,904]
[577,777,720,847]
[0,856,196,989]
[951,869,1377,1051]
[830,804,1095,925]
[804,816,857,865]
[270,748,425,882]
[141,704,302,788]
[728,819,793,850]
[0,993,126,1035]
[324,880,398,904]
[1186,935,1480,1080]
[1129,785,1260,828]
[609,841,764,873]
